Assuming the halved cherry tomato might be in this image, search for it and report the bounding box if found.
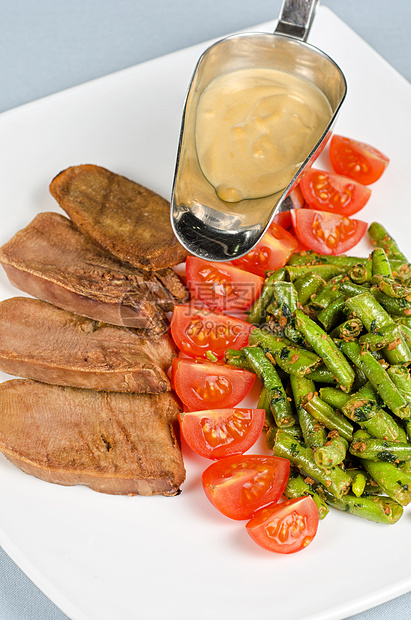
[185,257,263,312]
[300,168,371,216]
[246,496,319,554]
[330,135,389,185]
[271,186,305,230]
[272,210,292,230]
[232,225,298,277]
[171,358,255,411]
[179,409,265,460]
[170,304,253,360]
[291,209,367,255]
[202,454,290,519]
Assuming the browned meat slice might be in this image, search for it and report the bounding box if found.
[49,164,189,270]
[0,379,185,496]
[130,326,178,372]
[0,212,188,332]
[155,267,188,305]
[0,297,174,393]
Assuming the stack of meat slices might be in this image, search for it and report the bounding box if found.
[0,165,190,496]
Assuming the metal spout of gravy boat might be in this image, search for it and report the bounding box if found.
[170,0,347,262]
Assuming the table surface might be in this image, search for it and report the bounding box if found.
[0,1,410,619]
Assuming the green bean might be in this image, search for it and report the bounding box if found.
[371,275,411,300]
[247,268,286,325]
[283,319,308,347]
[296,408,327,451]
[287,252,364,268]
[345,291,411,364]
[317,296,346,331]
[368,222,408,262]
[337,339,410,418]
[371,247,393,278]
[248,328,321,376]
[273,280,299,311]
[243,346,295,428]
[273,430,352,499]
[359,325,396,351]
[267,280,298,320]
[350,437,411,462]
[310,275,346,309]
[361,459,411,506]
[286,251,320,266]
[265,424,302,449]
[290,375,327,449]
[306,366,337,383]
[319,387,350,410]
[371,287,411,318]
[330,318,363,340]
[378,327,411,365]
[341,382,382,423]
[387,365,411,404]
[320,488,403,524]
[349,258,372,284]
[353,430,411,505]
[314,434,348,469]
[339,280,369,298]
[285,264,348,282]
[294,309,355,391]
[320,256,367,268]
[390,260,411,283]
[293,272,326,306]
[302,392,354,441]
[362,409,408,443]
[345,291,392,331]
[284,468,329,519]
[320,385,407,442]
[223,348,253,371]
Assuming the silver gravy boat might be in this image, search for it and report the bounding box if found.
[171,0,347,262]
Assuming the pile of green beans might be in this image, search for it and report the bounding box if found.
[224,222,411,525]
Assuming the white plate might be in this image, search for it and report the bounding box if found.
[0,7,410,620]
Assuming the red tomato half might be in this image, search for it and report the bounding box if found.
[246,496,319,554]
[171,358,255,411]
[186,257,263,312]
[179,409,265,460]
[300,168,371,216]
[271,186,305,230]
[170,304,253,360]
[329,135,389,185]
[202,454,290,519]
[291,209,367,255]
[272,210,292,230]
[232,225,298,277]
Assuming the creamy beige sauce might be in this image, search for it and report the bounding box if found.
[195,67,332,203]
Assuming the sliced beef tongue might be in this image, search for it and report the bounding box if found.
[0,379,186,496]
[0,212,187,333]
[154,267,189,308]
[49,163,189,270]
[0,297,174,393]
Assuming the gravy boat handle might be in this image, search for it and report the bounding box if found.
[275,0,320,42]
